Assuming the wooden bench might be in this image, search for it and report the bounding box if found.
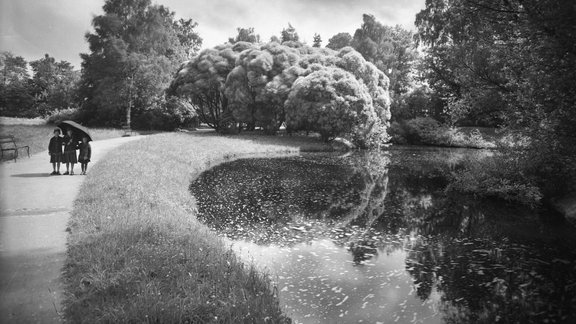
[122,125,134,137]
[0,135,30,162]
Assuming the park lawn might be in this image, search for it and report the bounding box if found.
[0,124,129,160]
[64,132,339,323]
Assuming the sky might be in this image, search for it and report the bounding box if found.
[0,0,425,70]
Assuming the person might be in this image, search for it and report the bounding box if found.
[48,128,63,175]
[62,129,78,175]
[78,136,91,175]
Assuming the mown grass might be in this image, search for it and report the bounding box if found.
[0,124,133,161]
[64,132,337,323]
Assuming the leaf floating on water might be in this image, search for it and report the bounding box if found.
[335,295,349,306]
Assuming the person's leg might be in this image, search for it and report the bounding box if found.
[84,163,89,174]
[70,162,75,175]
[51,162,56,174]
[56,161,61,174]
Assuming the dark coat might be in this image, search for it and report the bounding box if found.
[78,142,92,162]
[63,135,77,152]
[48,136,63,154]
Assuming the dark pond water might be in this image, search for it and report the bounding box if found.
[190,148,576,324]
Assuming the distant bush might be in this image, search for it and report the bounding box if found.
[389,117,496,148]
[447,154,542,207]
[46,107,82,124]
[132,97,197,131]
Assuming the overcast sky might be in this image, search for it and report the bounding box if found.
[0,0,425,69]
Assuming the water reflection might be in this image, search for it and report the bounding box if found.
[190,148,576,324]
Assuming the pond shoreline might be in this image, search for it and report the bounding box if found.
[191,148,576,323]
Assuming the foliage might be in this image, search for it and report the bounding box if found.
[389,117,496,148]
[415,0,576,197]
[167,43,243,132]
[280,23,299,43]
[351,14,419,96]
[447,155,543,207]
[29,54,80,117]
[390,85,446,122]
[132,96,197,130]
[170,42,392,146]
[78,0,202,128]
[0,51,80,118]
[46,107,82,125]
[285,66,375,141]
[312,33,322,48]
[326,32,352,50]
[0,52,35,117]
[228,27,260,44]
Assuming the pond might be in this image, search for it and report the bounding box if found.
[189,148,576,324]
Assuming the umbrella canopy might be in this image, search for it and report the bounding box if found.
[57,120,93,142]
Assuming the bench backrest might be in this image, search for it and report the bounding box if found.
[0,135,16,149]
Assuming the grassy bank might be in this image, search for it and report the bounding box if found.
[0,124,131,161]
[64,132,337,323]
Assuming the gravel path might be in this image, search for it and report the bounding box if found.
[0,136,142,323]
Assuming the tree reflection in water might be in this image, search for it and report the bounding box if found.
[190,148,576,323]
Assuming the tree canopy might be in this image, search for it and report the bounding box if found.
[280,23,300,43]
[229,27,260,44]
[0,52,79,118]
[169,41,391,146]
[78,0,201,128]
[415,0,576,196]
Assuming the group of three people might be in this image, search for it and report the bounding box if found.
[48,128,92,175]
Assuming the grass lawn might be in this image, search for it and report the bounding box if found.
[0,124,132,161]
[64,132,338,323]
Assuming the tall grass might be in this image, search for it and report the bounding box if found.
[64,133,336,323]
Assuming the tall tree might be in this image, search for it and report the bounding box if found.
[229,27,260,44]
[280,23,299,43]
[352,14,418,96]
[78,0,202,127]
[415,0,576,197]
[29,54,79,116]
[0,52,29,86]
[312,33,322,47]
[0,52,34,117]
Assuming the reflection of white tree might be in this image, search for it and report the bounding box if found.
[336,151,390,231]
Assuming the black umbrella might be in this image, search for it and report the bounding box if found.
[57,120,93,142]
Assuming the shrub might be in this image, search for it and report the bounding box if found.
[389,117,496,148]
[447,154,542,207]
[285,66,376,142]
[46,107,82,124]
[388,121,408,144]
[395,117,440,144]
[132,97,198,131]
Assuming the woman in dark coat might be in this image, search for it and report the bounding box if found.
[48,128,63,175]
[62,129,78,175]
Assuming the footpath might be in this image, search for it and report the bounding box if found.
[0,136,141,323]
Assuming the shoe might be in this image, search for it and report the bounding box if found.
[56,172,61,175]
[70,171,74,175]
[63,171,69,175]
[50,171,56,175]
